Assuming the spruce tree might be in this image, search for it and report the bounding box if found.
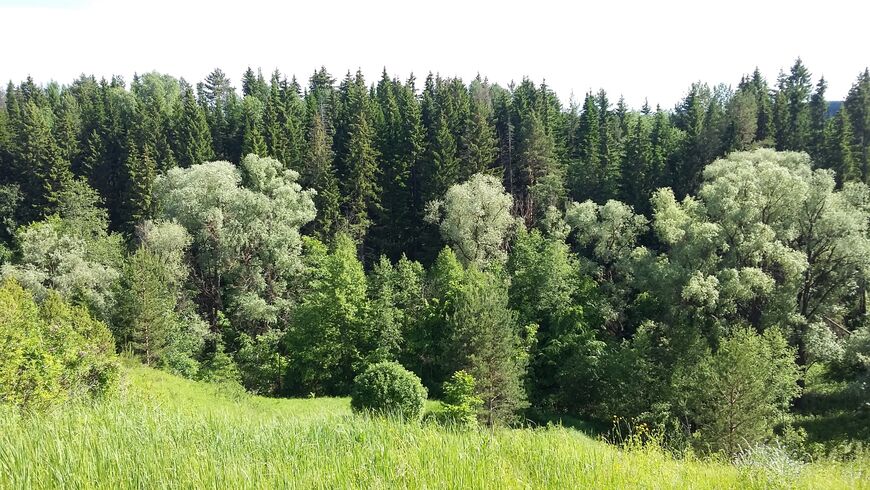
[174,82,213,168]
[263,71,289,163]
[620,116,652,212]
[461,77,498,179]
[826,109,860,184]
[302,110,342,240]
[198,68,236,161]
[122,137,156,233]
[14,101,72,219]
[808,77,828,164]
[596,90,620,201]
[774,59,813,151]
[240,95,267,157]
[845,69,870,182]
[567,92,600,202]
[750,67,774,144]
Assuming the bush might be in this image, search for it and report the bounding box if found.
[440,370,483,428]
[351,361,427,420]
[0,279,119,410]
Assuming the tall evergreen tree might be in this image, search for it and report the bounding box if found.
[174,81,213,168]
[774,59,813,151]
[240,95,267,157]
[198,68,239,161]
[461,76,498,179]
[596,90,620,200]
[620,116,653,212]
[301,110,341,240]
[808,77,828,164]
[845,69,870,182]
[567,92,601,202]
[826,108,860,184]
[13,100,72,220]
[518,111,562,224]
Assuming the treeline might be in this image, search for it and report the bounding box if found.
[2,60,869,262]
[2,60,870,457]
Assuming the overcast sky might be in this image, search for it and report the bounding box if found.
[1,0,867,108]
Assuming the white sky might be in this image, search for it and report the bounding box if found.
[1,0,867,109]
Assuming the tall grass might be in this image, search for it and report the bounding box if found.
[0,364,867,489]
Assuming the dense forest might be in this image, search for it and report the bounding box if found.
[2,58,870,458]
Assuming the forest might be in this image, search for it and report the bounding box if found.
[1,58,870,481]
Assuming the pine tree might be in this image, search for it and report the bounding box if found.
[518,111,562,224]
[174,81,213,168]
[451,268,530,426]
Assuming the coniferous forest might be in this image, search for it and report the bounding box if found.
[2,58,870,486]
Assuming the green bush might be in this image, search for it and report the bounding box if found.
[440,370,483,428]
[0,279,119,410]
[351,361,427,420]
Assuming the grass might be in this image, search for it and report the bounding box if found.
[0,363,868,489]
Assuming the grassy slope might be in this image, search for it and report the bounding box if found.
[0,364,867,489]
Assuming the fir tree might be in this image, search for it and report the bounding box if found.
[302,110,342,240]
[14,101,72,219]
[461,77,498,179]
[826,108,859,184]
[567,92,600,202]
[845,69,870,182]
[174,81,213,168]
[808,77,828,164]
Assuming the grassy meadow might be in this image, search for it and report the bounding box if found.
[0,363,867,489]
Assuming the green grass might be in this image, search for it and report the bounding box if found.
[0,363,868,489]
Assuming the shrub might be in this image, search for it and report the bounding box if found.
[0,279,119,410]
[440,370,483,428]
[351,361,427,420]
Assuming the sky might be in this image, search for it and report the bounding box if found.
[1,0,867,109]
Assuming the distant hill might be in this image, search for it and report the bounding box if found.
[827,101,844,118]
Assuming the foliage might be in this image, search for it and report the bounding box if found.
[1,180,123,323]
[0,279,118,410]
[426,173,518,266]
[350,361,427,420]
[154,154,315,332]
[677,328,800,456]
[439,370,483,428]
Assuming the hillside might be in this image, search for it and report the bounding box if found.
[0,362,867,489]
